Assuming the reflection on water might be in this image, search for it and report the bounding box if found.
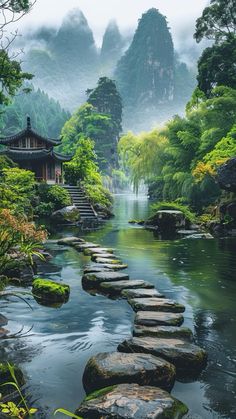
[1,194,236,418]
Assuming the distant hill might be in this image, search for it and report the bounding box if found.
[20,7,196,131]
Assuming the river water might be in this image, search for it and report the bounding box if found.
[1,194,236,418]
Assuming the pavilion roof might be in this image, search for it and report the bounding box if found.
[0,148,72,162]
[0,117,61,146]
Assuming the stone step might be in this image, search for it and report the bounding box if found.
[83,352,176,394]
[135,311,184,327]
[133,325,194,341]
[118,336,207,378]
[91,253,116,261]
[76,383,188,419]
[84,263,128,273]
[122,288,164,299]
[128,297,185,313]
[99,280,155,296]
[82,272,129,289]
[75,243,99,251]
[94,257,122,264]
[83,247,114,256]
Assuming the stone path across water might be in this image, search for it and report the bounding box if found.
[59,236,208,418]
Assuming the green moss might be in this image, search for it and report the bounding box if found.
[0,275,8,291]
[85,385,117,402]
[163,399,188,418]
[32,279,70,302]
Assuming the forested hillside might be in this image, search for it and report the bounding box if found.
[0,86,70,137]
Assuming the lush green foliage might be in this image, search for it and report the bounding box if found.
[119,85,236,211]
[195,0,236,96]
[0,85,70,137]
[60,103,114,170]
[36,184,71,216]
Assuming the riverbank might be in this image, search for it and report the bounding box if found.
[1,194,236,418]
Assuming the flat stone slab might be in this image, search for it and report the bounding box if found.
[91,253,117,261]
[95,257,122,264]
[84,266,114,274]
[118,337,207,377]
[122,288,164,299]
[84,264,128,274]
[128,298,185,313]
[83,247,114,256]
[82,272,129,289]
[76,383,188,419]
[135,311,184,327]
[133,325,193,341]
[83,352,176,394]
[75,243,99,251]
[100,280,154,295]
[57,237,85,245]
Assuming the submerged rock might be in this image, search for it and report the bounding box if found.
[135,311,184,327]
[82,272,129,289]
[99,280,154,295]
[32,278,70,304]
[184,233,214,239]
[57,237,85,245]
[122,288,164,299]
[118,337,207,378]
[128,298,185,313]
[133,325,193,341]
[146,210,187,232]
[76,383,188,419]
[83,352,176,393]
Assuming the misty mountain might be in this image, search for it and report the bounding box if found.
[20,7,197,131]
[100,20,124,76]
[115,8,195,130]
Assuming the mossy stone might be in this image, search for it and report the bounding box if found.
[32,279,70,303]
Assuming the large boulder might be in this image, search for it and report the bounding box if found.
[76,383,188,419]
[217,157,236,192]
[146,210,187,232]
[83,352,176,393]
[51,206,80,224]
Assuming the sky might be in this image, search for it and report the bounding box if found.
[19,0,209,48]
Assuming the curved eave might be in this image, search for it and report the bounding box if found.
[53,151,73,162]
[0,128,61,146]
[0,148,73,162]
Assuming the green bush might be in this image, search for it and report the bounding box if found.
[151,201,196,223]
[37,184,71,213]
[83,182,113,210]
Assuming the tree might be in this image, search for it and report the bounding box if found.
[87,76,122,141]
[60,103,116,171]
[0,1,35,104]
[197,37,236,96]
[194,0,236,43]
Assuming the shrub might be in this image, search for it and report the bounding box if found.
[37,184,71,213]
[83,182,113,210]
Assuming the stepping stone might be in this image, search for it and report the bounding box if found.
[75,243,99,251]
[82,272,129,289]
[76,383,188,419]
[83,352,176,394]
[128,298,185,313]
[133,325,194,341]
[91,253,116,261]
[57,237,85,246]
[135,311,184,327]
[122,288,164,299]
[84,264,128,274]
[95,257,122,264]
[83,247,114,256]
[100,280,154,295]
[118,337,207,378]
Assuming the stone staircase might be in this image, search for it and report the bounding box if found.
[63,185,98,220]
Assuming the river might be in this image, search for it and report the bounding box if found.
[1,194,236,418]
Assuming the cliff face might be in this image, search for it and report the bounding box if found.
[115,9,175,109]
[101,20,123,63]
